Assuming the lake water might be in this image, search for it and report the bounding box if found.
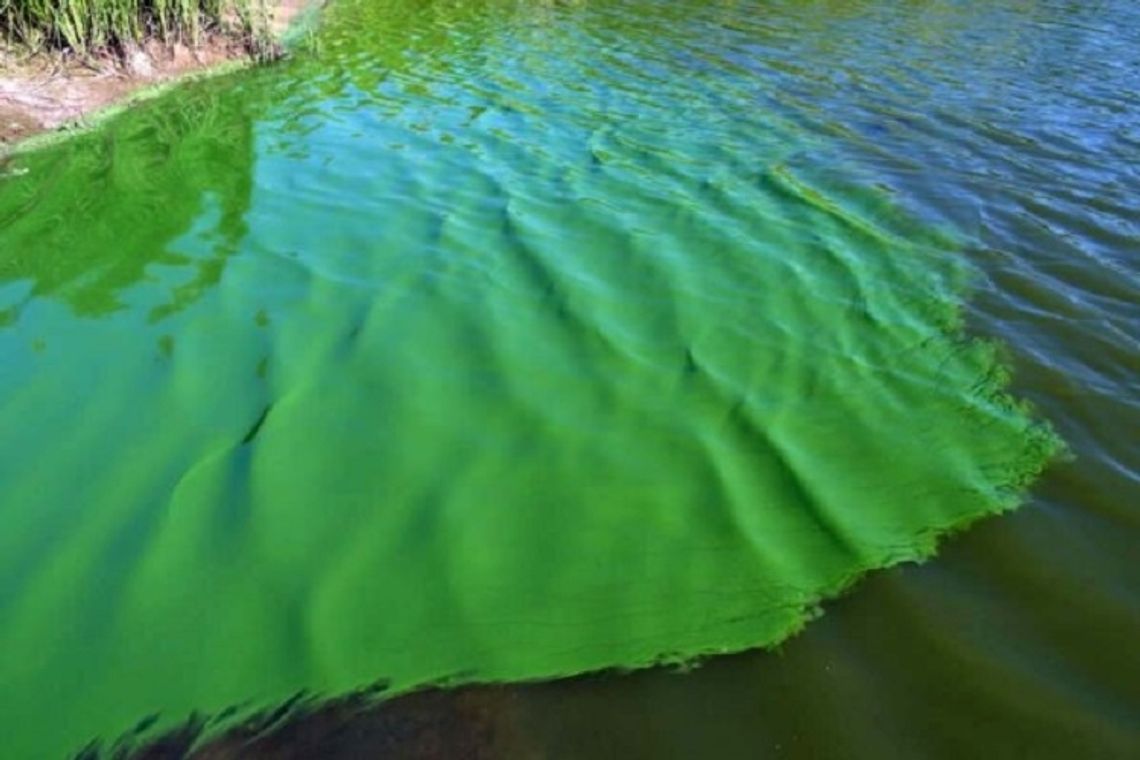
[0,0,1136,757]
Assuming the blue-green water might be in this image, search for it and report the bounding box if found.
[1,0,1137,757]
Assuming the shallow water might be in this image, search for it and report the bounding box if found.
[0,0,1136,757]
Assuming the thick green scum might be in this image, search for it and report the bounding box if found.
[0,0,1059,756]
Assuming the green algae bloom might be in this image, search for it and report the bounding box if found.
[0,0,1060,756]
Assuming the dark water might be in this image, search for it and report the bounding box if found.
[499,2,1140,757]
[0,0,1137,757]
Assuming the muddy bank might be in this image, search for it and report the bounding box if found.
[0,0,313,150]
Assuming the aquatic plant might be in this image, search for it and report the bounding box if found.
[0,0,271,55]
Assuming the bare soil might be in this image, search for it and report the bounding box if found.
[0,0,312,149]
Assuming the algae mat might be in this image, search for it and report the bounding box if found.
[0,0,1058,755]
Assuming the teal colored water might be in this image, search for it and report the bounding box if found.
[6,0,1135,756]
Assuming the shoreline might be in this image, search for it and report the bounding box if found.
[0,0,319,155]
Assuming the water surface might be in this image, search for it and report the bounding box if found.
[0,0,1135,757]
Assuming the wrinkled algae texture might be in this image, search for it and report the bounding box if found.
[0,0,1060,756]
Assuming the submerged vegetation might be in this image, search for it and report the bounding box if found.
[0,0,274,56]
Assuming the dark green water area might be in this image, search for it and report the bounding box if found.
[1,0,1137,757]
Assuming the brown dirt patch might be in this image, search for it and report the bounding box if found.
[1,37,239,146]
[0,0,314,150]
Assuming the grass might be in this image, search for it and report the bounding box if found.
[0,0,274,56]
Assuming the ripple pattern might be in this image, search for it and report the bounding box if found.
[0,0,1087,756]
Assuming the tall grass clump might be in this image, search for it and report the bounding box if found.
[0,0,272,56]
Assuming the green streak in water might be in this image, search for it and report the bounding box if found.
[0,0,1060,756]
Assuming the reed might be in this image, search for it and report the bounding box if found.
[0,0,270,55]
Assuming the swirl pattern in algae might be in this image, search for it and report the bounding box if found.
[0,0,1060,756]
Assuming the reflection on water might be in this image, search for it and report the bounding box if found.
[0,0,1136,758]
[0,90,254,323]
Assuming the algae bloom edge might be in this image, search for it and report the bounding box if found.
[0,5,1068,752]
